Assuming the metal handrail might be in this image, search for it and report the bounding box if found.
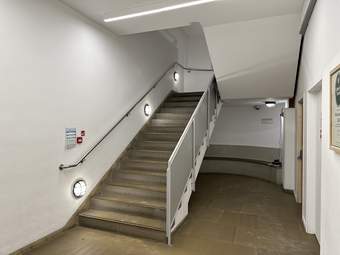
[166,81,216,245]
[59,62,214,170]
[168,90,208,166]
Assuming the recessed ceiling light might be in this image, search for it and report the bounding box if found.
[265,101,276,108]
[104,0,217,23]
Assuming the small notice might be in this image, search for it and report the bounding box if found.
[65,128,77,150]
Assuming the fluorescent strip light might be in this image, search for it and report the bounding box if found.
[104,0,217,23]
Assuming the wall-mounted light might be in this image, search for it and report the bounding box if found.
[173,71,180,83]
[144,104,152,116]
[73,180,87,199]
[265,101,277,108]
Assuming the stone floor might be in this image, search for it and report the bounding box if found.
[25,174,320,255]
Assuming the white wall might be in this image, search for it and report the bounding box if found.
[164,25,214,93]
[296,0,340,254]
[210,104,284,148]
[183,34,214,92]
[204,14,301,99]
[0,1,177,254]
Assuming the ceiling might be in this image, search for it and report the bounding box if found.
[61,0,304,100]
[62,0,303,35]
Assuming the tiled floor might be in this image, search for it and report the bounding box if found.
[26,174,320,255]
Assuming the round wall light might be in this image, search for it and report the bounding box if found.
[144,104,152,116]
[265,101,277,108]
[173,71,180,83]
[73,179,87,199]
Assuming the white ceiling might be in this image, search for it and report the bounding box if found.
[61,0,304,99]
[62,0,303,35]
[204,13,302,99]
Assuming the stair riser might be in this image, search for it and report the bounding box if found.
[91,199,165,219]
[134,143,176,151]
[121,161,167,171]
[151,119,187,127]
[167,96,201,102]
[164,102,197,107]
[172,92,203,97]
[128,150,171,161]
[113,172,166,184]
[159,108,195,114]
[141,133,180,142]
[102,185,166,200]
[146,126,185,133]
[154,113,191,120]
[79,217,166,242]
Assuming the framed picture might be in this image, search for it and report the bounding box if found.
[330,64,340,153]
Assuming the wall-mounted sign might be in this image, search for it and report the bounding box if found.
[65,128,76,150]
[330,65,340,153]
[261,118,274,125]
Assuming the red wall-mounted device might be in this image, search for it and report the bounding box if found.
[77,137,83,144]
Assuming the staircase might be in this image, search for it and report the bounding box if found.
[79,91,204,241]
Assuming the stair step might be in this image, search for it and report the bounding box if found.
[159,107,195,114]
[151,119,187,127]
[113,168,166,184]
[172,92,204,97]
[79,209,166,241]
[90,195,165,219]
[145,125,185,133]
[141,132,181,142]
[167,96,201,102]
[163,101,197,107]
[102,183,166,200]
[109,179,166,193]
[121,159,168,171]
[128,149,172,161]
[93,194,166,211]
[117,168,166,177]
[134,140,177,151]
[154,113,191,120]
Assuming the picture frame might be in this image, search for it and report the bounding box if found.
[330,64,340,153]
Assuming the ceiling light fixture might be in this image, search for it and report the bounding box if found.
[265,101,277,108]
[104,0,217,23]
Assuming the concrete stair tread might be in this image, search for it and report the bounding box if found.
[159,108,196,114]
[164,102,197,107]
[124,156,168,163]
[94,193,166,210]
[154,113,192,119]
[172,92,203,97]
[122,158,168,168]
[167,96,201,102]
[133,141,177,151]
[143,131,182,135]
[143,127,184,134]
[108,179,166,193]
[130,148,172,153]
[80,209,165,232]
[117,168,166,176]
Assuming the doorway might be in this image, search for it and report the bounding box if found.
[295,99,304,204]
